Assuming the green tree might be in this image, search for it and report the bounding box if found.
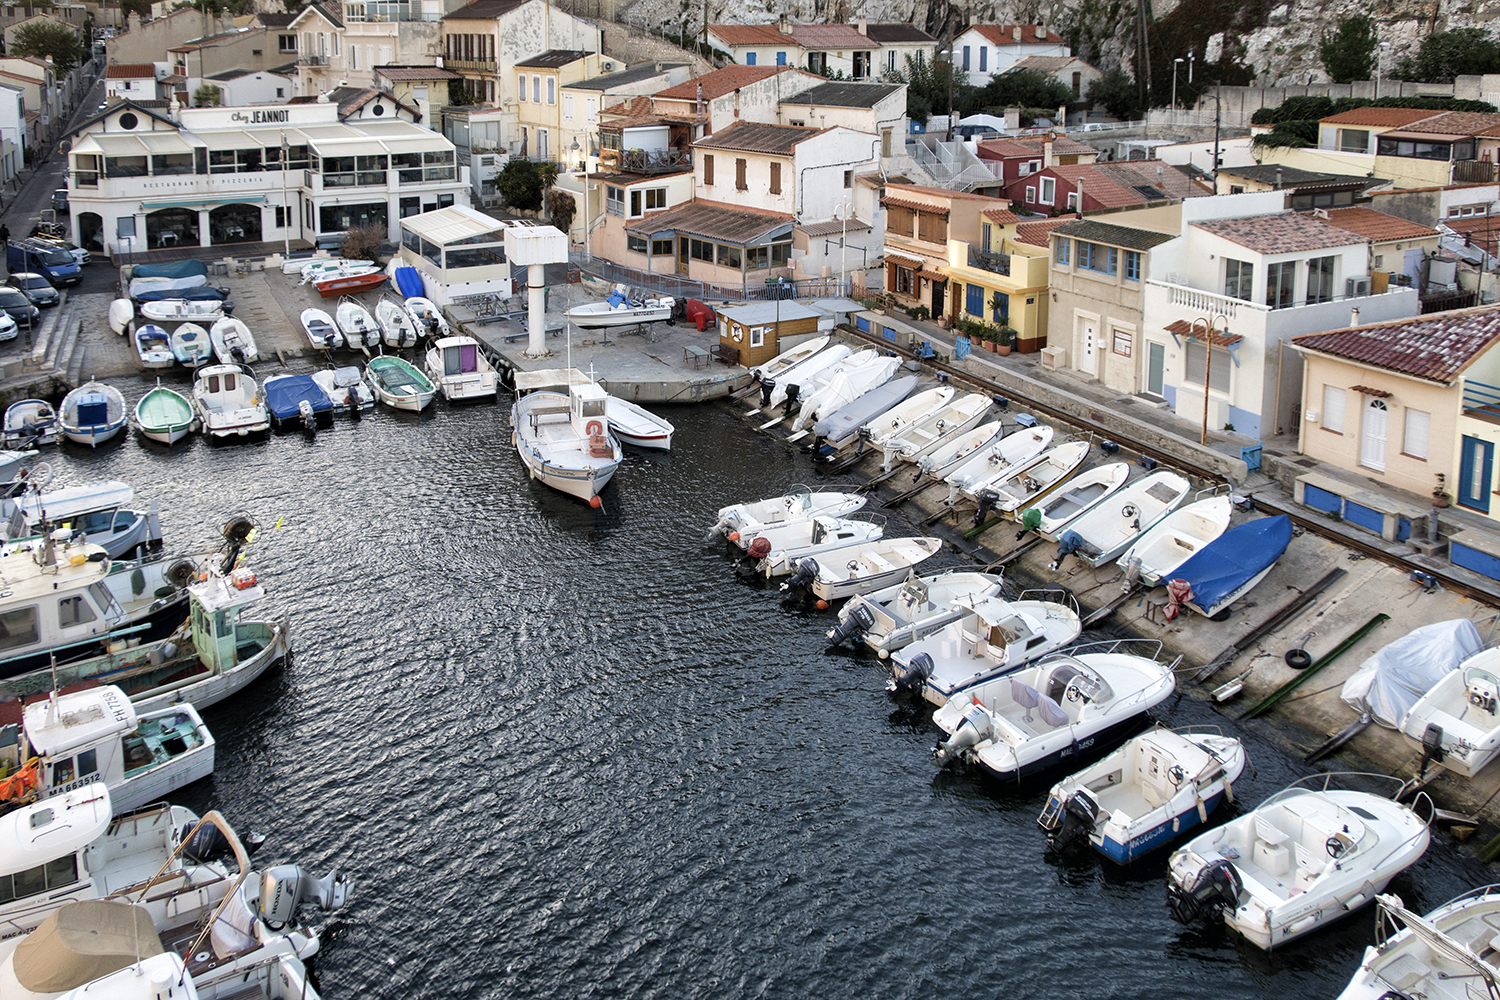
[496,159,559,212]
[1392,28,1500,82]
[120,0,153,18]
[885,51,958,127]
[193,83,222,107]
[1319,15,1378,84]
[1086,67,1141,120]
[549,188,576,234]
[970,69,1073,117]
[10,23,83,74]
[447,79,478,107]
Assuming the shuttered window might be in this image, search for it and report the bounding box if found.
[1323,386,1346,433]
[1404,407,1430,459]
[703,154,714,186]
[769,162,780,195]
[735,157,747,191]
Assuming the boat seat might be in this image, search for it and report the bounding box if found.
[1035,693,1069,728]
[862,553,896,574]
[1011,678,1039,722]
[1253,817,1292,877]
[1293,843,1320,890]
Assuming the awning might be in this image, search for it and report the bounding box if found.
[195,129,262,151]
[881,196,948,218]
[884,252,923,268]
[89,134,150,157]
[917,269,946,281]
[1350,384,1393,398]
[1164,319,1242,347]
[308,137,393,156]
[136,132,198,154]
[143,195,266,211]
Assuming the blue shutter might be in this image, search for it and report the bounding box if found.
[746,52,756,65]
[962,46,970,69]
[966,283,983,316]
[776,51,786,65]
[979,46,987,72]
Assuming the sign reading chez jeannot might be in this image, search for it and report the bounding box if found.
[178,104,336,130]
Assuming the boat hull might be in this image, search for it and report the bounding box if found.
[1093,788,1231,864]
[567,305,671,328]
[102,738,216,815]
[977,711,1154,783]
[62,420,126,447]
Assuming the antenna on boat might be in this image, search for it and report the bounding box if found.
[45,653,58,727]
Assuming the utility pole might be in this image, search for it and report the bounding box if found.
[1212,82,1222,190]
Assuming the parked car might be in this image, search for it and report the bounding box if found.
[7,272,57,307]
[51,189,68,214]
[0,311,19,342]
[0,287,41,331]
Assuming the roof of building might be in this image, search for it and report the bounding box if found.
[975,134,1094,159]
[1399,110,1500,136]
[1023,163,1141,209]
[292,2,342,27]
[706,23,790,46]
[694,121,823,154]
[1193,212,1366,253]
[797,216,871,236]
[1006,54,1092,74]
[1310,206,1440,244]
[653,64,786,102]
[105,63,155,79]
[206,68,257,81]
[515,49,590,69]
[1293,304,1500,383]
[1215,163,1374,189]
[883,181,1002,202]
[1013,217,1076,247]
[792,23,875,48]
[169,27,258,51]
[563,62,685,90]
[375,65,461,82]
[599,95,653,119]
[624,198,793,244]
[982,208,1020,225]
[1318,107,1441,128]
[317,86,418,120]
[1092,159,1209,200]
[1441,216,1500,257]
[779,81,901,108]
[967,24,1066,46]
[863,23,935,43]
[252,11,296,26]
[444,0,525,19]
[1053,218,1177,250]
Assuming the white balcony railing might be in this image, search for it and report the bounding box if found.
[1148,280,1271,321]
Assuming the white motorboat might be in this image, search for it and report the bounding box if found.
[107,298,133,335]
[1037,726,1248,863]
[376,297,419,347]
[789,354,901,433]
[311,366,375,412]
[890,590,1083,706]
[132,324,174,369]
[606,395,674,450]
[1338,886,1500,999]
[0,449,36,481]
[916,420,1005,480]
[299,257,377,283]
[776,348,879,412]
[1116,494,1233,588]
[743,514,885,578]
[810,375,920,453]
[405,295,450,338]
[1167,773,1431,950]
[782,536,944,602]
[336,298,380,348]
[59,381,126,447]
[968,440,1091,520]
[861,385,957,450]
[1050,470,1191,570]
[424,336,498,402]
[192,364,269,438]
[4,480,160,559]
[169,322,212,365]
[1022,462,1130,541]
[511,375,622,504]
[5,685,214,815]
[828,570,1005,656]
[366,355,436,411]
[139,298,223,323]
[1,400,56,448]
[299,306,342,350]
[208,317,259,364]
[943,423,1056,504]
[752,334,829,382]
[1401,646,1500,778]
[566,287,673,328]
[877,391,993,470]
[710,487,866,542]
[931,642,1179,779]
[760,344,855,411]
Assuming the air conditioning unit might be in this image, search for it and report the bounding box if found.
[603,60,614,71]
[1346,276,1371,297]
[1040,345,1066,370]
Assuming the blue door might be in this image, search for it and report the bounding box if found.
[776,51,786,65]
[1460,435,1494,513]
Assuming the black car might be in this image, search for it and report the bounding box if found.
[0,288,41,330]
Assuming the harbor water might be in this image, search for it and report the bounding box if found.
[57,370,1497,998]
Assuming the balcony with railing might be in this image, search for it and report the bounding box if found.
[444,58,497,73]
[298,55,328,67]
[966,243,1010,276]
[601,148,691,175]
[1463,378,1500,420]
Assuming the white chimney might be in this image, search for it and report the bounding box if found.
[857,16,867,35]
[1035,23,1046,39]
[1350,306,1360,326]
[778,13,791,34]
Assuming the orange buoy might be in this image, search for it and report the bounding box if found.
[728,531,740,542]
[589,495,603,509]
[815,599,829,610]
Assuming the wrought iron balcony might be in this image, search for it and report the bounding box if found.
[967,243,1011,276]
[298,55,328,66]
[444,58,497,73]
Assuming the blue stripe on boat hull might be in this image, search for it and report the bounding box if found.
[1094,789,1228,864]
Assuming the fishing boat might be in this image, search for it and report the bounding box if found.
[59,381,126,447]
[931,642,1179,779]
[424,336,498,402]
[827,569,1006,656]
[132,324,174,369]
[709,487,866,542]
[1050,470,1192,570]
[566,287,673,328]
[783,536,944,602]
[366,355,436,411]
[299,306,342,350]
[0,449,36,482]
[315,271,386,298]
[3,684,214,816]
[262,374,332,433]
[744,514,885,578]
[889,590,1083,707]
[300,257,377,283]
[1166,515,1294,618]
[107,298,132,335]
[789,354,901,434]
[192,364,269,439]
[336,298,380,349]
[139,298,223,323]
[877,392,994,470]
[405,296,450,338]
[859,385,957,452]
[1400,646,1500,778]
[1037,726,1248,863]
[131,382,196,446]
[3,480,161,559]
[169,322,212,365]
[606,396,674,450]
[810,375,920,455]
[1021,462,1130,541]
[916,420,1005,480]
[969,440,1091,521]
[752,334,829,383]
[208,317,258,364]
[1116,494,1233,588]
[511,373,622,504]
[1338,886,1500,999]
[311,366,374,413]
[1167,773,1431,950]
[376,297,419,347]
[1,400,56,448]
[759,345,856,411]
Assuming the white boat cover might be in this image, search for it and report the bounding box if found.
[1341,618,1484,728]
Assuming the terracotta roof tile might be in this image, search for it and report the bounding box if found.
[694,121,823,154]
[1013,217,1074,247]
[105,63,156,79]
[623,198,792,244]
[792,23,875,48]
[1055,219,1177,250]
[706,23,789,46]
[797,217,871,236]
[883,181,1004,202]
[1091,160,1209,200]
[1193,213,1365,254]
[1044,164,1141,208]
[375,65,460,81]
[1293,305,1500,383]
[1164,319,1242,347]
[1312,207,1439,244]
[1401,111,1500,136]
[982,208,1020,225]
[1442,216,1500,256]
[1318,107,1442,127]
[653,64,789,101]
[969,24,1065,46]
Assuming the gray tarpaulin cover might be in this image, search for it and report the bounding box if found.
[1340,618,1484,728]
[14,900,163,992]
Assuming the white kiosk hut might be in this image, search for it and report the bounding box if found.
[505,224,568,358]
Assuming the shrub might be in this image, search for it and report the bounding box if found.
[339,225,384,263]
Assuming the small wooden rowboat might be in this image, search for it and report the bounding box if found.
[315,272,388,299]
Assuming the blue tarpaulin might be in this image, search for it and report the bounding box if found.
[264,375,332,424]
[129,260,209,280]
[1173,515,1293,615]
[393,267,424,299]
[136,286,227,302]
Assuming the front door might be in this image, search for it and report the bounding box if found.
[931,279,945,320]
[1360,397,1388,472]
[1460,435,1494,513]
[1147,342,1165,396]
[1078,317,1097,376]
[677,236,689,276]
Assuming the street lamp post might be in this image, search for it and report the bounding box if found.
[1377,41,1391,97]
[1172,57,1183,122]
[280,129,290,257]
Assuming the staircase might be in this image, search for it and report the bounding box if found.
[0,290,86,399]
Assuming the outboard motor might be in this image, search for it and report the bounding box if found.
[259,865,350,929]
[781,557,818,596]
[932,700,993,766]
[298,399,316,436]
[706,517,731,539]
[974,488,1000,527]
[888,651,935,695]
[783,381,801,413]
[1049,530,1087,571]
[760,378,776,409]
[1167,859,1244,926]
[1041,790,1100,856]
[738,536,772,576]
[828,602,877,646]
[1417,722,1447,780]
[181,823,266,863]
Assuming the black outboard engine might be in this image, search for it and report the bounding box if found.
[974,488,1000,527]
[888,651,935,694]
[1167,859,1244,926]
[783,381,801,413]
[181,823,266,863]
[760,378,776,409]
[1042,791,1100,856]
[828,602,876,646]
[781,557,818,596]
[1417,722,1447,779]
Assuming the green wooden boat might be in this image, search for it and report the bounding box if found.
[132,381,197,446]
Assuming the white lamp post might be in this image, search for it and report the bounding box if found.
[1172,57,1184,123]
[1377,41,1391,96]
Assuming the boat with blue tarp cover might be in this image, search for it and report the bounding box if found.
[262,374,333,432]
[393,266,424,299]
[1168,515,1294,618]
[134,285,228,303]
[128,260,208,280]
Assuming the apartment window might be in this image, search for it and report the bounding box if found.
[746,245,769,269]
[853,51,870,79]
[1040,177,1056,205]
[651,238,673,256]
[979,46,987,72]
[645,188,666,210]
[1338,128,1368,153]
[627,233,648,254]
[276,87,285,98]
[703,154,714,185]
[587,97,596,123]
[605,185,624,217]
[1185,342,1231,393]
[275,205,287,227]
[547,77,555,105]
[564,95,573,121]
[1124,250,1141,281]
[518,75,526,101]
[532,76,540,103]
[1373,254,1384,268]
[629,189,642,216]
[1266,260,1295,308]
[777,51,786,65]
[1066,192,1079,211]
[770,162,781,195]
[917,212,946,243]
[893,264,914,294]
[1404,408,1430,460]
[843,170,853,188]
[888,50,897,72]
[966,282,983,316]
[1023,160,1040,175]
[746,52,756,65]
[981,222,993,251]
[1025,185,1036,203]
[1112,327,1132,357]
[350,46,359,70]
[887,206,913,237]
[1077,241,1117,275]
[1306,256,1335,304]
[1323,385,1346,433]
[690,238,713,261]
[962,45,970,70]
[735,157,747,191]
[1055,238,1069,264]
[751,326,765,346]
[716,244,742,269]
[1224,258,1253,300]
[1071,71,1081,97]
[278,34,296,53]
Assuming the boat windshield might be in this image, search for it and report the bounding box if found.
[578,399,605,418]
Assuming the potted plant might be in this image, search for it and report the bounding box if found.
[994,326,1016,356]
[1434,473,1452,508]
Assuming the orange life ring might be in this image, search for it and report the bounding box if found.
[585,420,604,436]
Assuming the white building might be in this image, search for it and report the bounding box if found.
[0,83,23,184]
[397,204,527,303]
[952,24,1068,88]
[104,62,161,102]
[65,99,469,256]
[197,67,297,106]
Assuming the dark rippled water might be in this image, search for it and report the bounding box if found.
[49,368,1496,999]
